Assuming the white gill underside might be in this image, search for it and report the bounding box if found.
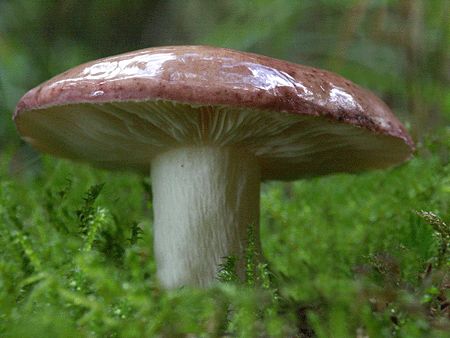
[25,99,404,179]
[51,100,383,167]
[110,100,374,156]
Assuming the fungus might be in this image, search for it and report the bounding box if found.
[13,46,414,288]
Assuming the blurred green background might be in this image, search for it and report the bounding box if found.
[2,1,450,335]
[1,0,449,152]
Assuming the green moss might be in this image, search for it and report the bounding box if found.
[3,129,450,336]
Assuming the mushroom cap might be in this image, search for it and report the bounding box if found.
[13,45,414,180]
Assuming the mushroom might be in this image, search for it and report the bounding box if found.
[13,46,414,288]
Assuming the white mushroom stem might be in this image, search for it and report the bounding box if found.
[150,146,261,288]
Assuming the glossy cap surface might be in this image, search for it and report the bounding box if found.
[13,45,414,179]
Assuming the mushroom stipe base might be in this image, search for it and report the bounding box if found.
[151,146,262,288]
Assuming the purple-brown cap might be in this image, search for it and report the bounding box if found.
[13,45,414,180]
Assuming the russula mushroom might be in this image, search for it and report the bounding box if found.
[13,46,414,288]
